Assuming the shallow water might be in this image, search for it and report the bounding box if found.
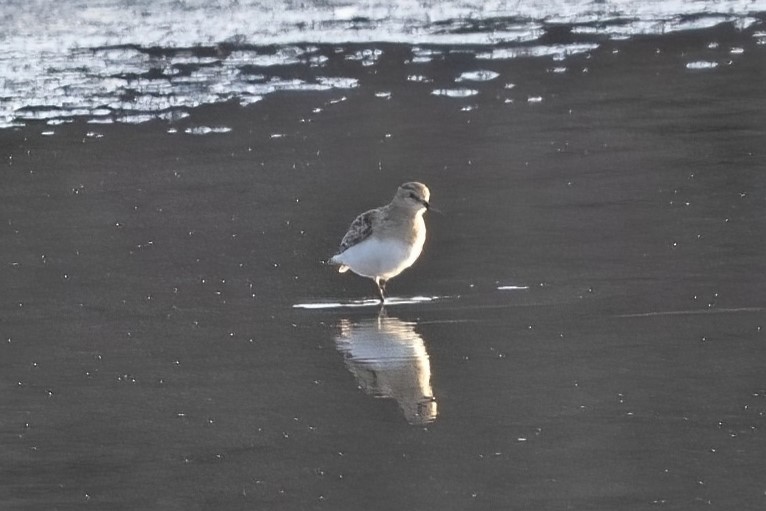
[2,2,766,510]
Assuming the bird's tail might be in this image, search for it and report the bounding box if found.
[328,255,349,273]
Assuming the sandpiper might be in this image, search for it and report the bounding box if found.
[329,182,431,302]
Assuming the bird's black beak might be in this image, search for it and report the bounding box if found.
[424,200,441,214]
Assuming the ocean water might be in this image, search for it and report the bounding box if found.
[1,0,764,127]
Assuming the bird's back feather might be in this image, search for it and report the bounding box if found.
[337,208,378,254]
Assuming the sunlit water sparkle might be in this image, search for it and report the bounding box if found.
[1,0,763,128]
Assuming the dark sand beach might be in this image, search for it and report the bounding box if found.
[2,6,766,510]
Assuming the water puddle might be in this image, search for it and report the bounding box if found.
[293,295,442,310]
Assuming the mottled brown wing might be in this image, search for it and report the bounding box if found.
[337,209,376,254]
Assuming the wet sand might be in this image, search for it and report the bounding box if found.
[3,23,766,510]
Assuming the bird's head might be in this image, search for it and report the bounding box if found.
[394,181,431,212]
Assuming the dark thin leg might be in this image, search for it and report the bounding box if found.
[374,277,386,303]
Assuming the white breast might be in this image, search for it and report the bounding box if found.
[336,228,425,280]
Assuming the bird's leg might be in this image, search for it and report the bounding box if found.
[376,304,388,323]
[374,277,386,303]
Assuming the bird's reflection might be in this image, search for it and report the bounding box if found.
[334,311,437,425]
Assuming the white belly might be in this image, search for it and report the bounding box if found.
[335,236,424,280]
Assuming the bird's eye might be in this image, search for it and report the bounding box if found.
[409,192,418,200]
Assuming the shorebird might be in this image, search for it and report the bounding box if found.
[329,182,431,302]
